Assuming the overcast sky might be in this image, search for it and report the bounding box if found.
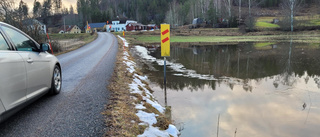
[14,0,77,13]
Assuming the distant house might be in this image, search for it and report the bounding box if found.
[58,25,81,34]
[22,19,47,34]
[110,20,137,32]
[84,23,106,33]
[126,23,144,31]
[147,24,158,30]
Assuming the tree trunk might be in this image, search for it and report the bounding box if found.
[239,0,241,20]
[290,0,294,32]
[249,0,251,18]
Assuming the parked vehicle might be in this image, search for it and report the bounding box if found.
[0,22,61,123]
[189,18,205,29]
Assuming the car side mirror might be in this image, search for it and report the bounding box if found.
[40,43,50,52]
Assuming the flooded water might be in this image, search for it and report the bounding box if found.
[131,42,320,137]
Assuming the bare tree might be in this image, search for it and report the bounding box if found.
[222,0,231,18]
[244,0,265,31]
[221,0,233,27]
[0,0,18,24]
[165,0,180,26]
[239,0,242,20]
[280,0,303,31]
[247,0,265,18]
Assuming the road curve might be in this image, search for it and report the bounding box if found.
[0,32,118,136]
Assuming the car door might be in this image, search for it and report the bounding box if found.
[1,25,51,100]
[0,31,27,111]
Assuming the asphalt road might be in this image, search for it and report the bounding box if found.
[0,32,118,137]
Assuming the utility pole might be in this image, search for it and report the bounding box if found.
[64,17,66,33]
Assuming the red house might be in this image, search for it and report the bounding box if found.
[147,24,158,30]
[126,23,147,31]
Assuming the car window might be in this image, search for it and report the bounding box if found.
[0,33,9,50]
[1,26,38,52]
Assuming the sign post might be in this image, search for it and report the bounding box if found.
[161,24,170,57]
[161,24,170,98]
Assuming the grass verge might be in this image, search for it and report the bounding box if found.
[49,33,95,40]
[125,33,320,45]
[51,33,98,55]
[102,39,143,136]
[103,36,172,136]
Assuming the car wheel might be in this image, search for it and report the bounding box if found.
[50,65,61,95]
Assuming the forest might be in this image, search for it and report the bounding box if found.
[0,0,319,29]
[77,0,319,27]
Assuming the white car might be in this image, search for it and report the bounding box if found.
[0,22,61,123]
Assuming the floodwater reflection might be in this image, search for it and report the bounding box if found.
[131,42,320,137]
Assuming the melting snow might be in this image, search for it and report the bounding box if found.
[134,45,217,81]
[136,104,146,109]
[118,36,180,137]
[118,35,129,47]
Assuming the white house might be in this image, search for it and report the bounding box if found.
[110,20,137,32]
[22,19,47,34]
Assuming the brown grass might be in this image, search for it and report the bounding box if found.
[54,33,98,56]
[153,115,170,130]
[103,38,144,136]
[103,36,174,136]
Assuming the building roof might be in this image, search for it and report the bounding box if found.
[119,19,127,24]
[112,18,136,24]
[84,23,106,29]
[59,25,76,32]
[126,23,144,27]
[22,19,45,26]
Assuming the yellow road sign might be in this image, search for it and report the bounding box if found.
[161,24,170,57]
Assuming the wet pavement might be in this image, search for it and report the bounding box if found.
[132,42,320,137]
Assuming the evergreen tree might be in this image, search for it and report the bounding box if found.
[18,0,28,21]
[41,0,52,24]
[33,0,41,18]
[207,0,217,27]
[69,5,74,15]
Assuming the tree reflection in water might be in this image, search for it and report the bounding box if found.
[131,42,320,137]
[280,38,297,87]
[133,42,320,92]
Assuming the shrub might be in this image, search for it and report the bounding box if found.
[50,40,63,53]
[245,16,257,32]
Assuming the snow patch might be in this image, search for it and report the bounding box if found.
[124,61,135,73]
[118,36,180,137]
[118,35,129,47]
[134,74,148,81]
[136,103,146,109]
[134,45,217,81]
[136,110,158,125]
[166,124,180,137]
[144,97,165,113]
